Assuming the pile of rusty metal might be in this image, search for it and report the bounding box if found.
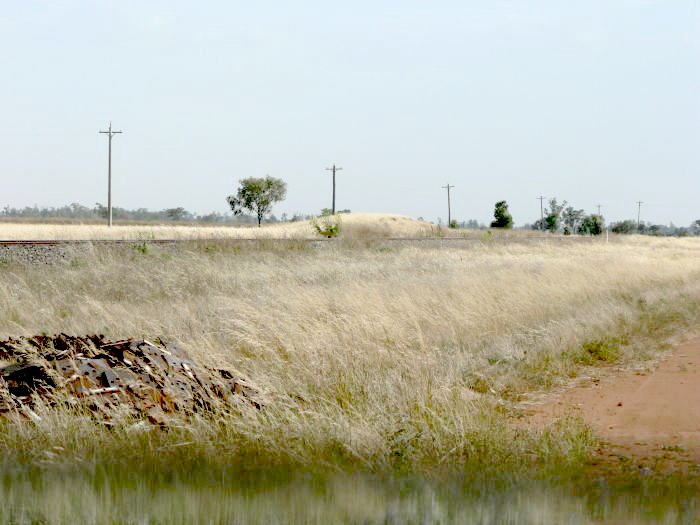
[0,334,262,425]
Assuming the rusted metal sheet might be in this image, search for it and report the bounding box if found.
[0,335,262,424]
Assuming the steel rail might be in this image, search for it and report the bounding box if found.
[0,236,597,246]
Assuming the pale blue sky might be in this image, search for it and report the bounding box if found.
[1,1,698,225]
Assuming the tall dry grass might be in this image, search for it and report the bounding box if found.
[1,235,699,474]
[0,213,435,240]
[0,213,552,240]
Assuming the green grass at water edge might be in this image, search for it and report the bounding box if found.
[0,408,595,481]
[500,289,700,399]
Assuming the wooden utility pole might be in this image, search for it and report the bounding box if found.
[636,201,643,230]
[537,196,545,231]
[325,164,343,215]
[99,122,123,227]
[442,184,455,226]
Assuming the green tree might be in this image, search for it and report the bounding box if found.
[227,176,287,227]
[94,203,108,220]
[545,198,566,232]
[531,219,545,231]
[163,207,190,221]
[690,220,700,236]
[610,220,637,234]
[562,206,585,233]
[490,200,513,228]
[578,214,605,235]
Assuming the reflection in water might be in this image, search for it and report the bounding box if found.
[0,470,697,524]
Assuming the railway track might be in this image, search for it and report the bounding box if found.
[0,235,596,246]
[0,236,601,265]
[0,239,180,246]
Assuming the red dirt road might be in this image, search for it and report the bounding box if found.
[528,335,700,471]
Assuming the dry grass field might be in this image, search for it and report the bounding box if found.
[0,213,433,240]
[0,213,547,240]
[1,225,699,477]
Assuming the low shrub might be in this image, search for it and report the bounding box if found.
[312,216,342,238]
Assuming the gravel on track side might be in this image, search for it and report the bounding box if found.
[0,243,93,266]
[0,236,599,266]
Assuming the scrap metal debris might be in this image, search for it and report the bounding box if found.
[0,334,262,425]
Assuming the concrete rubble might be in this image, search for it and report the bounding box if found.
[0,334,262,425]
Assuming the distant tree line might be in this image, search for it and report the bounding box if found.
[0,202,313,225]
[608,219,700,237]
[520,198,699,237]
[525,198,604,235]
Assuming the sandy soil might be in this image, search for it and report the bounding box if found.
[527,335,700,473]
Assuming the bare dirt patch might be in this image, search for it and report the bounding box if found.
[526,335,700,474]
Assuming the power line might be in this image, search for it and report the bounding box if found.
[537,196,545,231]
[99,122,123,227]
[442,184,455,226]
[325,164,343,215]
[636,201,643,230]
